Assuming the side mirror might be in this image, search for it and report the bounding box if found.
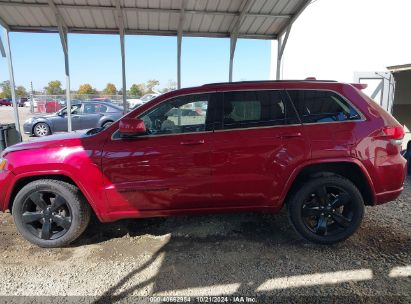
[119,118,146,137]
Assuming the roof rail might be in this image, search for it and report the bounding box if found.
[201,79,338,86]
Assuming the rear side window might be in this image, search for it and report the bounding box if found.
[222,90,298,129]
[287,90,361,123]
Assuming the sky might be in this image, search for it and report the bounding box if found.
[0,0,410,92]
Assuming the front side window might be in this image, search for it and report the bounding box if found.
[139,94,209,135]
[222,90,298,129]
[60,104,82,115]
[287,90,362,123]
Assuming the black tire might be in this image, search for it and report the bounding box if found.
[12,179,91,248]
[102,121,113,128]
[33,122,51,137]
[288,175,364,244]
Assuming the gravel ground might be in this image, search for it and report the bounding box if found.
[0,178,410,303]
[0,106,34,142]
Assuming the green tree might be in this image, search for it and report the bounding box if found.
[0,81,11,98]
[44,80,63,95]
[103,83,117,95]
[160,80,177,93]
[129,84,143,97]
[146,79,160,93]
[16,86,27,97]
[77,83,97,95]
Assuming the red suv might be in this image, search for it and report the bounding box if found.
[0,81,406,247]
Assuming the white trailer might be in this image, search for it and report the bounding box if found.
[354,64,411,150]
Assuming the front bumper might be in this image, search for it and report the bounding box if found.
[23,122,33,134]
[0,170,14,212]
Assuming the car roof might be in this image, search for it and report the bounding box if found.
[79,101,123,109]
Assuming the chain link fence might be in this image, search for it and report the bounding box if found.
[27,94,132,113]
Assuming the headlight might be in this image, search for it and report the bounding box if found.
[0,158,7,172]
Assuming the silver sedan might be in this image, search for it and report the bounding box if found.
[23,101,124,137]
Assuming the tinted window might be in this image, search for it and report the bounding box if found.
[139,94,210,135]
[222,90,298,129]
[287,90,361,123]
[83,103,97,114]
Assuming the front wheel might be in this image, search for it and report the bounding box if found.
[12,179,91,248]
[33,122,51,137]
[288,176,364,244]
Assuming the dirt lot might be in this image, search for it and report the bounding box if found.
[0,106,35,142]
[0,177,410,302]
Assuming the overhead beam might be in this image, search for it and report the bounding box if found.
[177,0,186,89]
[7,26,277,40]
[0,14,9,31]
[47,0,68,35]
[0,1,292,19]
[116,0,127,112]
[278,0,311,37]
[3,29,22,141]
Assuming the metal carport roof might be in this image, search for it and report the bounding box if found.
[0,0,311,138]
[0,0,308,39]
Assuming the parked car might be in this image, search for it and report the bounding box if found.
[0,80,407,247]
[0,98,12,106]
[128,93,161,109]
[22,101,123,137]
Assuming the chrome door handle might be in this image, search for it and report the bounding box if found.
[180,139,205,145]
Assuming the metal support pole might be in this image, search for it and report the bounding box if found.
[177,32,182,89]
[229,35,237,82]
[177,0,186,89]
[59,30,72,131]
[116,0,127,111]
[276,25,291,80]
[276,35,282,80]
[0,36,5,58]
[3,29,22,141]
[120,32,127,111]
[49,0,72,131]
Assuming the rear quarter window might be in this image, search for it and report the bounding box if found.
[287,90,362,123]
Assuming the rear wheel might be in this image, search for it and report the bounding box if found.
[288,176,364,244]
[33,122,51,137]
[12,179,91,248]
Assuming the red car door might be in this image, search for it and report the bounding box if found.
[102,93,215,213]
[286,89,361,160]
[209,90,309,209]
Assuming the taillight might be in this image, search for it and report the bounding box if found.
[382,126,404,145]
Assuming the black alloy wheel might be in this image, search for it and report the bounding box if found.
[20,191,72,240]
[12,179,91,247]
[301,185,354,236]
[288,176,364,244]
